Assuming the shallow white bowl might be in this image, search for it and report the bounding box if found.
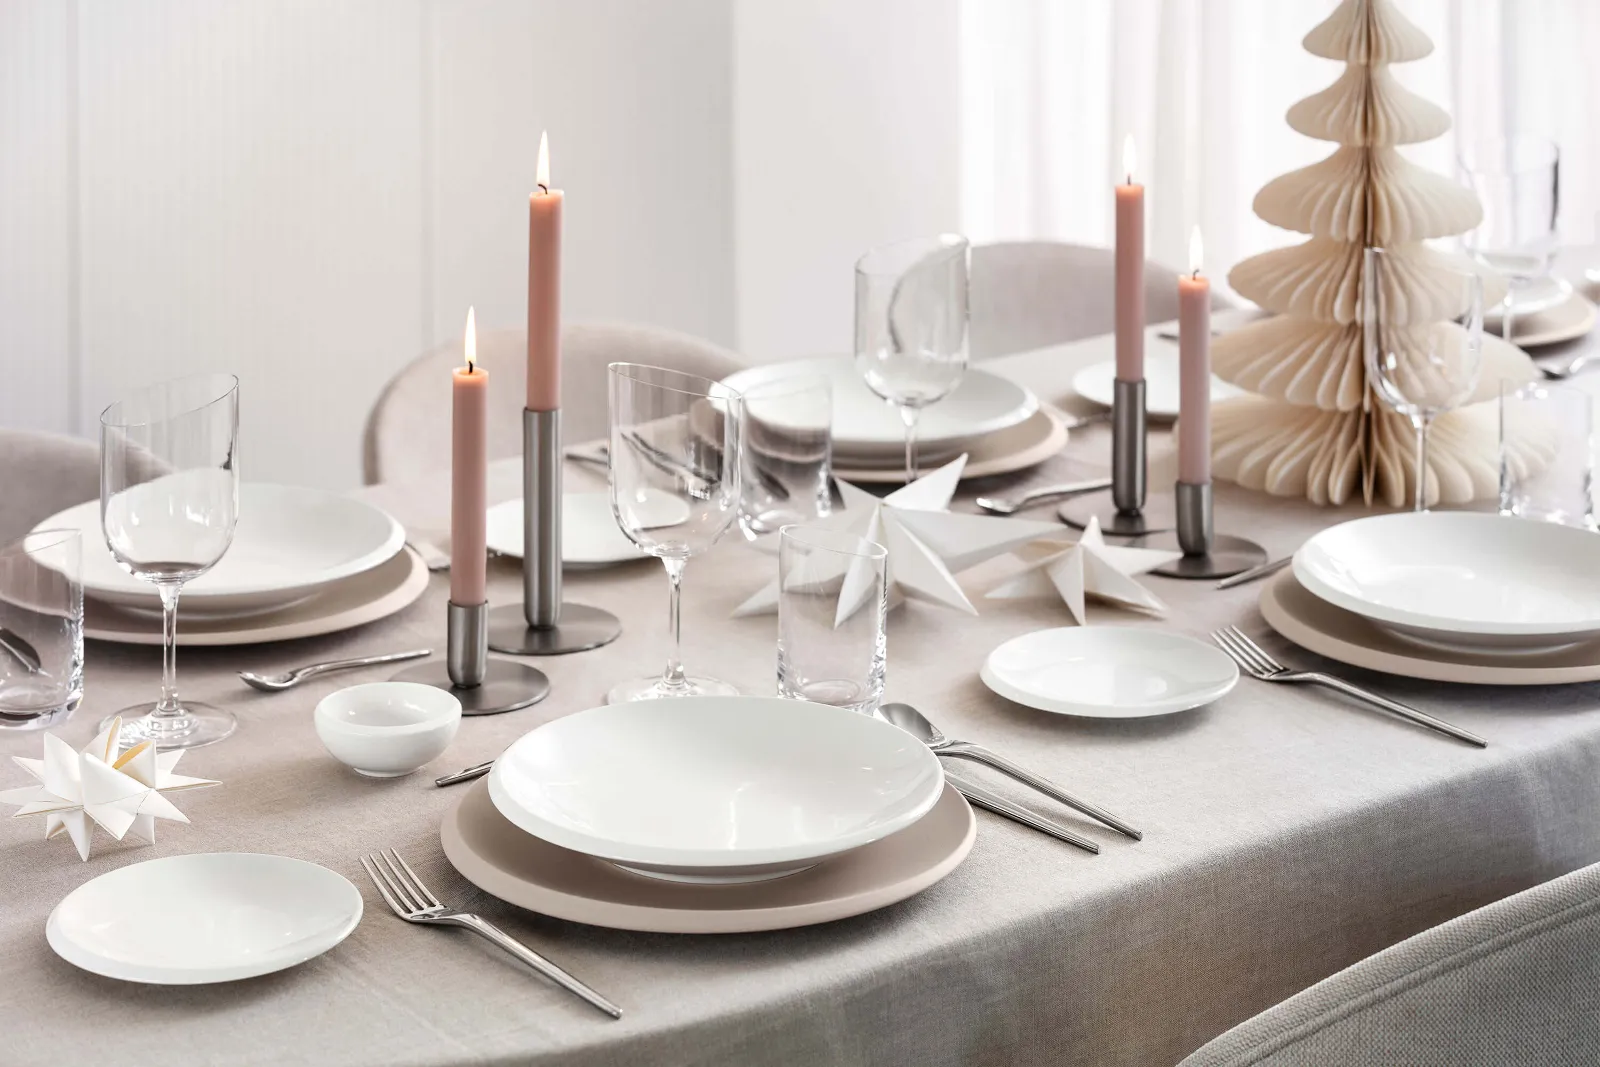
[488,696,945,882]
[980,627,1239,718]
[1294,512,1600,650]
[47,853,361,984]
[315,681,462,777]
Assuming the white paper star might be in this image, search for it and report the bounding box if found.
[985,516,1182,625]
[734,455,1064,618]
[0,718,219,860]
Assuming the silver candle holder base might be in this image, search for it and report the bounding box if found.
[488,407,622,656]
[1144,481,1267,580]
[394,601,550,716]
[1057,378,1173,540]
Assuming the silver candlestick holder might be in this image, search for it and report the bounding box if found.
[393,601,550,715]
[488,408,622,655]
[1058,379,1175,538]
[1144,481,1267,580]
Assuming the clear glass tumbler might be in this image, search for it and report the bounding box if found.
[739,373,833,544]
[776,526,887,714]
[0,528,84,730]
[1499,381,1595,529]
[1459,134,1560,341]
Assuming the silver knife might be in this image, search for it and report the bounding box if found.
[0,626,42,673]
[945,773,1100,854]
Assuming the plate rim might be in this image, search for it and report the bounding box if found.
[45,852,362,984]
[833,407,1067,484]
[1071,353,1244,418]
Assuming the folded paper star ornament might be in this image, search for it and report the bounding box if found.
[733,455,1064,619]
[985,516,1182,625]
[0,718,219,860]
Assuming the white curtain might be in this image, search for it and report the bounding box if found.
[959,0,1600,286]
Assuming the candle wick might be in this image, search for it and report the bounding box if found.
[468,359,475,374]
[536,183,549,195]
[1192,269,1200,280]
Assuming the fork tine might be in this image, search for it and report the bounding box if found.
[361,855,410,918]
[374,851,427,913]
[1211,629,1261,678]
[1228,626,1287,673]
[1221,627,1278,677]
[387,849,443,910]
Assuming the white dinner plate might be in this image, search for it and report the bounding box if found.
[1488,275,1574,319]
[34,484,404,617]
[47,853,362,984]
[1072,349,1245,418]
[1492,290,1597,348]
[980,626,1239,718]
[484,492,682,568]
[488,696,945,882]
[722,357,1038,456]
[1294,512,1600,651]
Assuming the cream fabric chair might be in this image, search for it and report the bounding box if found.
[969,241,1234,361]
[1179,860,1600,1066]
[362,323,748,485]
[0,430,100,546]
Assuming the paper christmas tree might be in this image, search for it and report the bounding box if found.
[1210,0,1539,507]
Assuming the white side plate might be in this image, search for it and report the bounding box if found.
[485,491,687,567]
[1072,350,1244,418]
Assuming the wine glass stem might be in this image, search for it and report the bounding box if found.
[662,556,687,689]
[156,582,186,718]
[1412,416,1430,513]
[901,405,921,483]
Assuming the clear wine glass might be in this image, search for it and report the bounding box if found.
[1458,134,1559,343]
[100,373,240,747]
[855,234,970,483]
[1363,248,1483,512]
[607,363,742,703]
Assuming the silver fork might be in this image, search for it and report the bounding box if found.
[1210,626,1486,748]
[361,849,622,1019]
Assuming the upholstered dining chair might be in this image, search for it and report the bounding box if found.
[968,241,1235,361]
[362,323,749,485]
[0,430,100,546]
[1178,860,1600,1066]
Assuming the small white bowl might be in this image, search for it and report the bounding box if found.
[315,682,462,778]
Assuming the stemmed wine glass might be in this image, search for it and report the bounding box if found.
[607,363,743,703]
[1458,134,1559,343]
[100,373,240,747]
[855,234,970,483]
[1363,248,1483,512]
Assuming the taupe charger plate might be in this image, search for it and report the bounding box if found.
[1259,567,1600,685]
[833,408,1068,485]
[441,778,976,934]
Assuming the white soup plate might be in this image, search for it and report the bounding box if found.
[47,853,362,984]
[1072,348,1244,418]
[1294,512,1600,652]
[488,696,945,882]
[980,627,1239,718]
[722,357,1037,457]
[34,484,404,617]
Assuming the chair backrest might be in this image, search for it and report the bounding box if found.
[362,322,749,485]
[0,430,100,546]
[1178,860,1600,1066]
[969,241,1233,361]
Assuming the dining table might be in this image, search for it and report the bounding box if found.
[5,298,1600,1067]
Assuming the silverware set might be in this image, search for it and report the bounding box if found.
[1210,626,1487,748]
[239,649,433,692]
[1215,555,1291,590]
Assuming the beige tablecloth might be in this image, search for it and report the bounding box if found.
[3,328,1600,1067]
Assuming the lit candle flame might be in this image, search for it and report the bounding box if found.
[536,131,550,192]
[1123,135,1137,185]
[465,306,477,372]
[1189,226,1204,276]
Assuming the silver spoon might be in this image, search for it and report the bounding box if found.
[0,626,43,673]
[878,702,1142,840]
[240,649,433,692]
[975,477,1112,515]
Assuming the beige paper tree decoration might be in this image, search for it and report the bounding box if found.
[1210,0,1539,507]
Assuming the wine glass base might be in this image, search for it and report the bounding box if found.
[102,702,237,749]
[606,675,739,704]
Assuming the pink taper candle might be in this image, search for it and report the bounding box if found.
[1115,135,1145,383]
[527,131,562,411]
[1177,227,1212,485]
[451,307,488,605]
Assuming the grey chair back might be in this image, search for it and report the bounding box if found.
[0,430,100,546]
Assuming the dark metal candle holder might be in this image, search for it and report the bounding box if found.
[1058,379,1175,538]
[394,601,550,715]
[1144,481,1268,580]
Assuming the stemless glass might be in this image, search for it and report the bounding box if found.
[0,529,84,730]
[738,373,833,544]
[776,526,887,714]
[1499,381,1596,529]
[101,373,240,747]
[1363,248,1483,512]
[607,363,743,703]
[1459,134,1560,341]
[855,233,970,484]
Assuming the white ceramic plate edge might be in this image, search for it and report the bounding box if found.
[979,628,1239,718]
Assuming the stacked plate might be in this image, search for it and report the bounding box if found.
[30,484,427,646]
[1260,512,1600,684]
[442,696,976,933]
[722,357,1059,484]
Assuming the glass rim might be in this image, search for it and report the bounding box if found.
[1500,377,1591,404]
[100,372,240,429]
[1457,133,1559,176]
[607,361,742,402]
[855,233,970,277]
[779,524,887,560]
[1,526,81,559]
